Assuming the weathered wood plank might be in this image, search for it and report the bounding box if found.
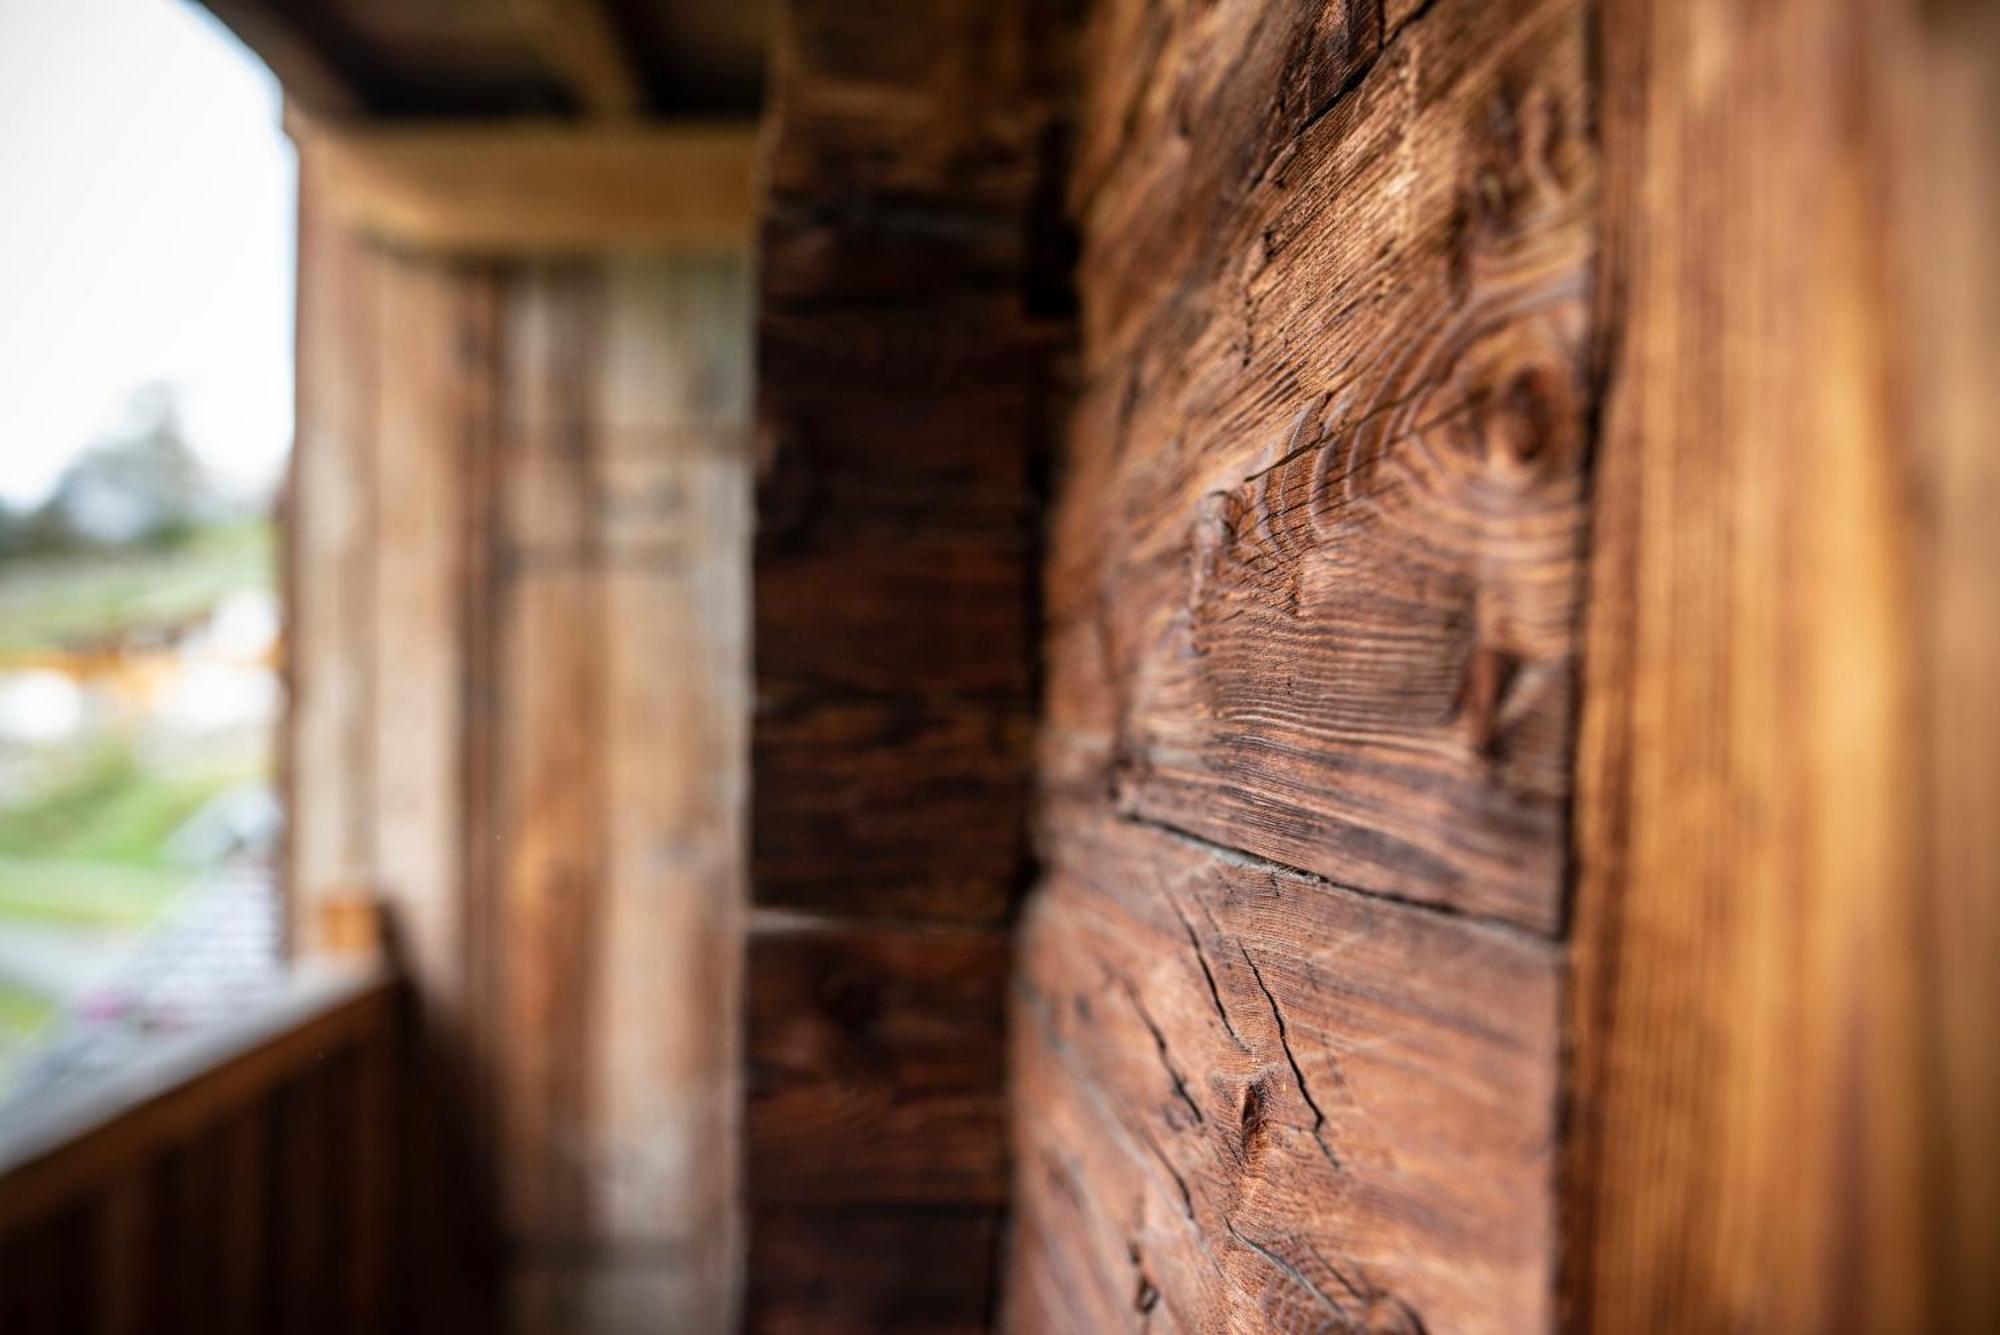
[291,120,757,257]
[370,253,476,1020]
[746,919,1010,1207]
[1052,0,1595,932]
[1566,0,2000,1329]
[748,2,1066,1317]
[287,184,380,954]
[588,258,750,1331]
[488,256,753,1328]
[745,1206,1002,1335]
[1007,809,1559,1333]
[753,698,1028,924]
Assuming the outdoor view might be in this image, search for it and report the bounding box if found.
[0,0,294,1106]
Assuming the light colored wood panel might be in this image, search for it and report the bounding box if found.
[493,567,606,1241]
[1567,0,1999,1328]
[291,119,758,257]
[589,258,749,1323]
[369,254,475,1022]
[287,192,380,951]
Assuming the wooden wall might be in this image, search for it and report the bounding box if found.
[1567,0,2000,1329]
[1009,0,1998,1332]
[745,0,1069,1328]
[1007,0,1591,1327]
[288,202,751,1331]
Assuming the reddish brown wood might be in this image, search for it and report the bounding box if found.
[1049,0,1595,933]
[1565,0,2000,1330]
[746,0,1071,1322]
[745,1207,1003,1335]
[746,919,1011,1207]
[1012,0,1587,1328]
[1008,810,1559,1332]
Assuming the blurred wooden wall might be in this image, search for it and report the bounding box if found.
[286,190,751,1331]
[743,2,1072,1328]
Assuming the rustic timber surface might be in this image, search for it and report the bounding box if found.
[289,214,751,1330]
[746,1,1070,1326]
[1008,0,1590,1327]
[1566,0,2000,1330]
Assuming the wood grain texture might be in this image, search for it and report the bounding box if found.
[1048,0,1596,933]
[747,1,1072,1320]
[287,210,752,1331]
[746,918,1011,1208]
[1566,0,2000,1330]
[490,258,752,1333]
[291,120,757,257]
[1014,0,1588,1327]
[288,185,380,952]
[754,698,1030,924]
[1007,810,1559,1333]
[745,1207,1003,1335]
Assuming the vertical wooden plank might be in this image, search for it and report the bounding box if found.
[1,1203,94,1334]
[288,187,380,951]
[1567,0,1999,1328]
[216,1107,269,1335]
[370,253,469,1022]
[345,1028,396,1330]
[92,1176,146,1335]
[495,255,753,1330]
[493,267,608,1256]
[271,1072,332,1335]
[1907,4,2000,1322]
[589,255,751,1331]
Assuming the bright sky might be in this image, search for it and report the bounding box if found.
[0,0,294,506]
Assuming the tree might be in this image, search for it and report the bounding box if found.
[40,383,216,552]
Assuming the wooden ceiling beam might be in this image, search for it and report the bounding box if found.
[198,0,364,116]
[289,115,757,256]
[508,0,645,119]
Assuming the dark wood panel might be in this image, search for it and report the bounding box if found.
[0,970,398,1335]
[764,0,1060,217]
[746,920,1010,1206]
[748,2,1068,1319]
[754,698,1029,923]
[745,1206,1002,1335]
[1007,809,1559,1333]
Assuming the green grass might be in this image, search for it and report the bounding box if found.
[0,856,192,929]
[0,518,272,659]
[0,744,254,868]
[0,979,56,1034]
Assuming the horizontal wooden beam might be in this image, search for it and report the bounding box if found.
[290,116,757,256]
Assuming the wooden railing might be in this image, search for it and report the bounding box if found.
[0,962,400,1333]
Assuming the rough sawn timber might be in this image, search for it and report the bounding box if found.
[1009,0,1590,1328]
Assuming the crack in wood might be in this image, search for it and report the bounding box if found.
[1167,896,1252,1053]
[1237,943,1343,1173]
[1112,971,1207,1128]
